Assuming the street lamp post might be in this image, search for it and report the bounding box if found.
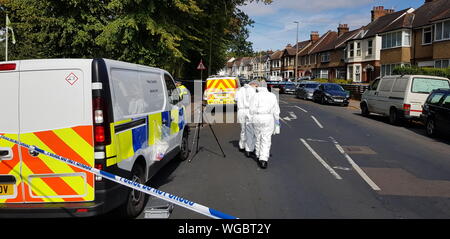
[294,21,299,80]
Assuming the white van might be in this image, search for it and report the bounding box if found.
[361,75,450,124]
[0,59,190,218]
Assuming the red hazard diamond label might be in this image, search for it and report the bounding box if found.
[65,72,79,85]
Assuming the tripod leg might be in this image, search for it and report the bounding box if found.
[208,123,226,158]
[189,122,201,162]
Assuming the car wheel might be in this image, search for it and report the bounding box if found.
[389,107,399,125]
[119,163,147,218]
[320,96,326,105]
[178,126,190,161]
[361,103,369,116]
[426,119,436,137]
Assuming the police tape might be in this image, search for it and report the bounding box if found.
[0,135,237,219]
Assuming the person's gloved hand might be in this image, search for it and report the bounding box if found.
[273,120,280,135]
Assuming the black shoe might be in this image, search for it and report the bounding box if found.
[259,160,267,169]
[245,151,251,158]
[239,148,245,152]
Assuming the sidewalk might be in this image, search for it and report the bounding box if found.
[348,99,361,111]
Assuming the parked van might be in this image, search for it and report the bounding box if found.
[360,75,450,124]
[0,59,190,218]
[203,76,240,105]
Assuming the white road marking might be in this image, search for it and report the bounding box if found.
[294,106,308,113]
[288,112,297,119]
[306,138,328,143]
[280,118,292,128]
[311,116,324,129]
[329,136,381,191]
[300,138,343,180]
[283,117,291,121]
[333,166,352,171]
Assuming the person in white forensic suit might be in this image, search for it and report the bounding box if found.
[249,81,280,169]
[235,80,259,157]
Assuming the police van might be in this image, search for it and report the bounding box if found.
[203,76,240,105]
[0,59,190,218]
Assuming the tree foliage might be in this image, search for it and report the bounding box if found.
[1,0,272,78]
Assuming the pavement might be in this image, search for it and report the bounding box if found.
[137,94,450,219]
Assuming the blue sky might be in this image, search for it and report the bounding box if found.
[239,0,425,51]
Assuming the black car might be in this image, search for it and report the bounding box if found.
[422,89,450,137]
[313,83,350,106]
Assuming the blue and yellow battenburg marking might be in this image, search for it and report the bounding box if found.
[105,107,186,167]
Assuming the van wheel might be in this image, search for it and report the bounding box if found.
[119,164,147,218]
[178,126,190,161]
[389,107,399,125]
[426,119,436,137]
[361,103,369,116]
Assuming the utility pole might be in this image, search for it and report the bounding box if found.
[294,21,299,80]
[5,14,8,62]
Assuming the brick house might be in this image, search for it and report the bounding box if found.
[270,50,283,78]
[313,25,361,81]
[345,6,403,82]
[298,31,324,77]
[411,0,450,68]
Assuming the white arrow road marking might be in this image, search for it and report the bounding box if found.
[288,112,297,119]
[306,138,328,143]
[329,136,381,191]
[300,138,342,180]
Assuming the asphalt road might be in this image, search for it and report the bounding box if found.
[138,93,450,219]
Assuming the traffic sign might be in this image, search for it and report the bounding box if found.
[197,59,206,70]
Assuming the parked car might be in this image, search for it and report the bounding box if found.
[421,88,450,137]
[360,75,450,125]
[280,82,297,94]
[313,83,350,106]
[296,82,320,100]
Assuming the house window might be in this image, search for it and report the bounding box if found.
[381,30,411,49]
[423,27,432,44]
[367,40,373,56]
[348,66,354,80]
[435,20,450,41]
[435,59,450,68]
[319,69,328,79]
[321,52,330,63]
[349,44,354,57]
[381,63,408,76]
[356,42,361,57]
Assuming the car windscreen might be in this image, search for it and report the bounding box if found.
[324,84,344,91]
[412,78,450,94]
[305,84,319,89]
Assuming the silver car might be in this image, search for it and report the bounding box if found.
[296,83,320,100]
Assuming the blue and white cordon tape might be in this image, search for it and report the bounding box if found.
[0,135,237,219]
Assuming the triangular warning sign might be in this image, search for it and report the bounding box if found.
[197,59,206,70]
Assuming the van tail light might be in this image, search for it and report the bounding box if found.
[403,104,411,116]
[93,96,111,146]
[0,63,16,71]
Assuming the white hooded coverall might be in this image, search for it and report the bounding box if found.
[249,87,280,162]
[235,84,256,152]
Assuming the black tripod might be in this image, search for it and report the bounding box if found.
[189,98,226,163]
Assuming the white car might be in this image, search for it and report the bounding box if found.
[0,59,190,218]
[360,75,450,125]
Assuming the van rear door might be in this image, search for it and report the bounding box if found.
[407,77,450,117]
[0,62,22,203]
[18,60,95,203]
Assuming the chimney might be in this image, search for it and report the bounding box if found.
[286,44,292,48]
[337,24,349,37]
[310,31,320,42]
[371,6,394,22]
[424,0,435,2]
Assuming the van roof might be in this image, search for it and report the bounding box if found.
[8,58,169,75]
[385,75,450,80]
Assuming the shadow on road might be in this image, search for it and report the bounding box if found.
[353,112,450,145]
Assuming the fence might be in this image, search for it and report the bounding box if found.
[340,84,369,100]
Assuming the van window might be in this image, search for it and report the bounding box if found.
[428,92,445,105]
[111,68,165,119]
[379,78,395,92]
[392,78,408,92]
[164,73,179,104]
[411,77,450,94]
[370,79,380,91]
